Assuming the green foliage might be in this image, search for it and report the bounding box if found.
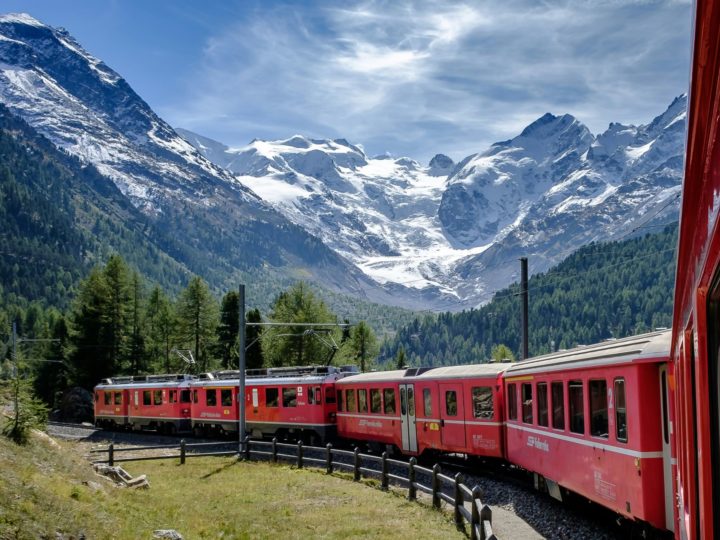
[396,346,407,370]
[2,372,48,445]
[381,223,677,366]
[490,344,515,362]
[144,286,175,372]
[175,277,219,373]
[347,321,379,372]
[246,308,264,370]
[217,291,240,370]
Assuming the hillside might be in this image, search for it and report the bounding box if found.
[380,223,677,365]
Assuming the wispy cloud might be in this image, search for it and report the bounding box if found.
[163,0,691,163]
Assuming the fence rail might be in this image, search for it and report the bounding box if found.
[92,437,496,540]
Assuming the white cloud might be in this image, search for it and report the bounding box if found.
[164,0,692,163]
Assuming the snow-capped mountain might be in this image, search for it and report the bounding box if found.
[181,96,684,309]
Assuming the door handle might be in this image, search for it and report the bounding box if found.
[440,419,445,427]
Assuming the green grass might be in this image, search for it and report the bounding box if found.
[0,434,465,539]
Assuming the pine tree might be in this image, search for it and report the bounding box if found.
[396,346,407,370]
[246,308,264,370]
[103,255,131,372]
[217,291,239,370]
[349,321,378,372]
[176,276,218,372]
[127,271,146,374]
[145,286,175,373]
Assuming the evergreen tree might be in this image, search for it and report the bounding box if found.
[396,346,407,370]
[176,276,218,372]
[491,344,515,362]
[127,271,146,374]
[217,291,240,370]
[145,286,175,373]
[246,308,264,370]
[103,255,131,372]
[348,321,378,372]
[34,316,69,407]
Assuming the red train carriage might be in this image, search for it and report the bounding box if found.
[190,365,356,443]
[94,374,195,433]
[503,331,673,532]
[671,1,720,538]
[336,364,506,458]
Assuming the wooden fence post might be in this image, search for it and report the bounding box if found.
[408,457,417,501]
[481,503,493,540]
[244,435,251,461]
[381,451,389,491]
[108,443,114,466]
[180,439,186,465]
[353,447,361,481]
[297,440,304,469]
[432,463,441,509]
[471,486,481,540]
[272,437,278,463]
[326,443,333,474]
[454,473,464,529]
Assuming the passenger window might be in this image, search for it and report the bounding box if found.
[143,390,152,406]
[522,383,533,424]
[370,389,381,413]
[569,381,584,434]
[314,386,322,405]
[384,389,396,414]
[537,383,548,427]
[104,391,112,405]
[221,389,233,407]
[180,389,191,403]
[325,387,336,404]
[282,387,297,407]
[471,386,493,419]
[508,384,518,420]
[423,388,432,417]
[154,390,163,405]
[337,389,344,412]
[445,390,457,417]
[346,389,356,412]
[615,378,627,442]
[114,392,122,405]
[407,387,415,416]
[358,389,368,413]
[206,389,217,407]
[551,382,565,430]
[589,380,608,438]
[266,388,279,407]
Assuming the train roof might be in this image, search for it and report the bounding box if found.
[504,330,671,376]
[95,374,195,389]
[338,363,507,384]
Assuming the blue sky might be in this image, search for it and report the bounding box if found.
[3,0,692,163]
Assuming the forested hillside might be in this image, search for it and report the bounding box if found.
[380,223,677,366]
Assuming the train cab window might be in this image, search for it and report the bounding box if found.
[471,386,493,419]
[445,390,458,417]
[589,380,608,438]
[154,390,163,405]
[325,387,336,404]
[180,390,191,403]
[358,389,368,413]
[537,383,548,427]
[206,389,217,407]
[346,389,356,412]
[266,388,279,407]
[370,389,381,413]
[384,389,396,414]
[104,391,112,405]
[114,392,122,405]
[522,383,533,424]
[614,378,627,442]
[143,390,152,406]
[192,389,198,404]
[569,381,584,434]
[282,387,297,407]
[169,391,176,404]
[551,382,565,430]
[508,384,518,421]
[309,386,321,405]
[337,389,344,411]
[221,389,233,407]
[423,388,432,417]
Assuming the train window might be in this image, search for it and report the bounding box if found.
[325,387,336,404]
[569,381,584,434]
[471,387,493,419]
[180,390,191,403]
[615,378,627,443]
[192,389,198,404]
[400,387,407,415]
[154,390,163,406]
[104,391,111,405]
[423,388,432,417]
[337,389,344,411]
[551,382,565,430]
[508,384,518,421]
[589,380,608,438]
[522,383,533,424]
[346,389,356,412]
[206,389,217,407]
[537,383,548,427]
[221,389,232,407]
[408,387,415,417]
[266,388,279,407]
[282,387,297,407]
[358,389,368,413]
[371,389,381,413]
[445,390,458,417]
[169,391,176,404]
[114,392,122,405]
[143,390,152,406]
[313,386,322,405]
[384,389,396,414]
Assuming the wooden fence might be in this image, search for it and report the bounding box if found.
[91,437,496,540]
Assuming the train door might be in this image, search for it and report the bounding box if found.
[399,384,418,453]
[659,364,673,531]
[707,278,720,538]
[439,382,466,448]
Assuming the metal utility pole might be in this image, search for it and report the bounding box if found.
[520,257,529,361]
[238,284,247,456]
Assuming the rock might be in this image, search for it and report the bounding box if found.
[82,480,104,492]
[153,530,183,539]
[52,387,94,423]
